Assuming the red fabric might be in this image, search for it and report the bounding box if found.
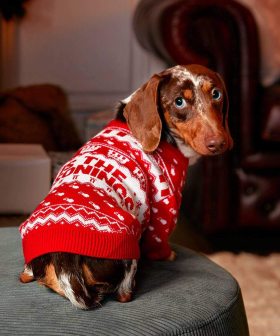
[20,120,188,263]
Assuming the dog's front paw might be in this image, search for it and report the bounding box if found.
[165,251,178,261]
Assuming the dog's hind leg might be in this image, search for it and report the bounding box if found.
[25,253,94,309]
[115,259,137,303]
[19,264,35,283]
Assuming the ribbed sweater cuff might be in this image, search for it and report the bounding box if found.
[22,228,140,263]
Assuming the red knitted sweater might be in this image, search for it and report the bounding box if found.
[20,121,189,263]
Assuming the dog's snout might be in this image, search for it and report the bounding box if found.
[205,135,225,153]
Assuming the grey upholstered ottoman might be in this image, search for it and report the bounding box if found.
[0,227,249,335]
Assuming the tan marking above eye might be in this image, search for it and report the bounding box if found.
[202,82,212,92]
[183,89,193,100]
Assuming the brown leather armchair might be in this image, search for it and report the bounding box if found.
[134,0,280,234]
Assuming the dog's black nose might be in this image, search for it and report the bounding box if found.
[205,135,225,153]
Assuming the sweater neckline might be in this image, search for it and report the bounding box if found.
[107,120,189,168]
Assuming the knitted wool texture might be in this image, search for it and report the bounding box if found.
[20,121,189,263]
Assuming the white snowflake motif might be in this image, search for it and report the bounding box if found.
[70,185,79,189]
[43,202,51,206]
[89,201,100,210]
[106,140,115,145]
[170,208,177,215]
[152,207,158,213]
[163,199,169,205]
[96,190,104,197]
[158,217,167,225]
[104,201,114,208]
[114,212,124,221]
[171,165,176,176]
[78,191,89,198]
[173,159,178,164]
[153,235,162,242]
[157,148,162,153]
[55,193,64,196]
[148,226,154,231]
[63,198,74,203]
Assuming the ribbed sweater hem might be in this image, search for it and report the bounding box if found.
[22,227,140,263]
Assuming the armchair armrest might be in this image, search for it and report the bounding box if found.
[261,85,280,143]
[134,0,260,160]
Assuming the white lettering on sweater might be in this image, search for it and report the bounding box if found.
[51,151,148,224]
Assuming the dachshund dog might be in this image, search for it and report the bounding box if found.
[19,65,233,309]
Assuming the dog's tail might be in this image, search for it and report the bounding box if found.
[54,255,136,309]
[56,267,99,310]
[26,252,105,310]
[26,252,135,310]
[53,254,105,310]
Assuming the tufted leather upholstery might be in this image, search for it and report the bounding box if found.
[261,85,280,143]
[134,0,280,233]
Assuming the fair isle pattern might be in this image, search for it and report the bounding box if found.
[20,121,189,262]
[20,204,134,237]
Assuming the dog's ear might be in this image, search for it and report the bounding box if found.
[215,73,234,150]
[123,74,164,153]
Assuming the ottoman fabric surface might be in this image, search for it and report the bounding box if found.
[0,227,249,336]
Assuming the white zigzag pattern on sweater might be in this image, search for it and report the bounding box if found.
[27,204,126,224]
[20,205,131,237]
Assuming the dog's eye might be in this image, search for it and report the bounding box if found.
[212,89,222,100]
[175,97,186,108]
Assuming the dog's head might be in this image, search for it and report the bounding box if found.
[118,64,233,158]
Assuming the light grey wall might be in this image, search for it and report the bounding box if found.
[0,0,166,139]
